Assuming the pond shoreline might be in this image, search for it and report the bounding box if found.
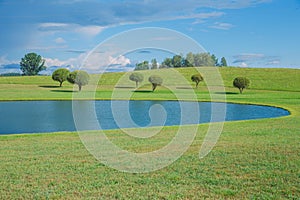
[0,100,290,135]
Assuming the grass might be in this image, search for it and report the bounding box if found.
[0,67,299,199]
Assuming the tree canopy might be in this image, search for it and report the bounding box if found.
[129,72,144,88]
[233,77,250,94]
[135,61,149,71]
[132,52,227,70]
[52,68,70,87]
[220,57,228,67]
[20,52,46,75]
[191,74,204,88]
[67,70,90,91]
[148,75,163,91]
[151,59,158,69]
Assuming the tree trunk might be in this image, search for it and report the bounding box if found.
[59,82,62,87]
[152,84,157,92]
[239,88,243,94]
[78,84,82,91]
[136,81,138,88]
[196,81,199,88]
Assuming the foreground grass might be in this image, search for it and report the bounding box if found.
[0,67,299,199]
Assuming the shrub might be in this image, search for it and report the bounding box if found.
[148,75,163,91]
[233,77,250,94]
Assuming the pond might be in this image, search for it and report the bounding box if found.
[0,100,290,134]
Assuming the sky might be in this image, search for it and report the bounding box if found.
[0,0,299,74]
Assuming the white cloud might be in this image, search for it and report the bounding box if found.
[233,53,281,67]
[0,55,13,66]
[233,53,265,63]
[45,52,132,73]
[210,22,234,30]
[54,37,66,44]
[190,12,225,24]
[169,12,225,23]
[109,55,131,66]
[38,23,105,37]
[75,25,105,36]
[240,62,248,68]
[45,58,67,67]
[266,60,280,65]
[82,52,132,73]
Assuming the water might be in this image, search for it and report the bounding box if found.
[0,100,290,134]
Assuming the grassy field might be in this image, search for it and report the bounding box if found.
[0,67,299,199]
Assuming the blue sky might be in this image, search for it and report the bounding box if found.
[0,0,299,73]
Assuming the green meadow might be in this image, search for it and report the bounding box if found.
[0,67,299,199]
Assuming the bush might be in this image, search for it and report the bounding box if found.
[191,74,204,88]
[148,75,163,91]
[129,72,144,88]
[67,70,90,91]
[233,77,250,94]
[52,68,70,87]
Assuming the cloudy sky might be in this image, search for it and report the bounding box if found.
[0,0,299,73]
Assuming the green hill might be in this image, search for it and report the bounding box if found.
[0,67,299,199]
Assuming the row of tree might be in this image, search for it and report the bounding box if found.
[19,52,249,93]
[129,72,250,93]
[135,53,227,70]
[129,72,163,91]
[129,72,204,92]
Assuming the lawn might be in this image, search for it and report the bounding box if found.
[0,67,299,199]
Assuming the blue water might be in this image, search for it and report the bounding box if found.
[0,100,290,134]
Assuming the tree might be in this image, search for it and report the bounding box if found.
[135,61,149,71]
[129,72,144,88]
[193,53,214,66]
[151,59,158,69]
[172,55,184,68]
[191,74,204,88]
[233,77,250,94]
[186,52,195,67]
[52,68,70,87]
[148,75,163,91]
[67,70,90,91]
[211,54,218,66]
[220,57,228,67]
[161,58,173,68]
[20,52,46,75]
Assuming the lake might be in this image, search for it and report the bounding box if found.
[0,100,290,134]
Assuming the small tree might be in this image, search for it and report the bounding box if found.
[148,75,163,92]
[135,61,149,71]
[233,77,250,94]
[191,74,204,88]
[220,57,228,67]
[67,70,90,91]
[52,68,70,87]
[211,54,218,66]
[20,52,46,75]
[129,72,144,88]
[151,59,158,70]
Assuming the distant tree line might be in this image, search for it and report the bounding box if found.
[134,52,227,70]
[0,73,22,77]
